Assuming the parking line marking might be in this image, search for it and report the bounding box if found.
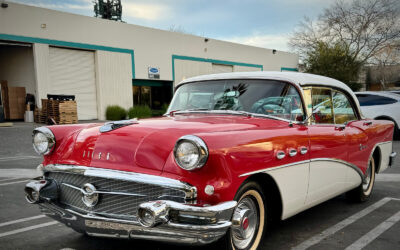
[291,197,392,250]
[345,210,400,250]
[0,156,40,162]
[0,177,24,183]
[0,215,46,227]
[0,179,29,186]
[0,169,38,179]
[0,221,58,238]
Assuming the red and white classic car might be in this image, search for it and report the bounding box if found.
[26,72,396,250]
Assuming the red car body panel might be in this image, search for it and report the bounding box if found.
[42,114,394,205]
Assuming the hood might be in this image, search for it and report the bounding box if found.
[55,114,286,174]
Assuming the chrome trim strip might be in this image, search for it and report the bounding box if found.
[43,164,197,199]
[239,158,365,181]
[239,160,310,177]
[239,142,394,179]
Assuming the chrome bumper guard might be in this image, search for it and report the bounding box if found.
[389,152,397,167]
[25,177,237,245]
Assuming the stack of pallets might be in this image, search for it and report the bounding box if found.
[47,100,60,123]
[35,99,78,124]
[59,101,78,124]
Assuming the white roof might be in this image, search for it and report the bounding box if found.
[180,71,362,115]
[180,71,354,94]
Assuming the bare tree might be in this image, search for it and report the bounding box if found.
[373,43,400,89]
[290,0,400,64]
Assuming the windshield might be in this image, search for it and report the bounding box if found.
[168,79,304,121]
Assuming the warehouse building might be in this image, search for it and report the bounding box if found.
[0,2,299,120]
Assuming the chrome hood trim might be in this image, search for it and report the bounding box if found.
[99,119,139,133]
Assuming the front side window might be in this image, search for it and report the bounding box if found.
[168,80,304,121]
[332,91,357,124]
[311,88,334,124]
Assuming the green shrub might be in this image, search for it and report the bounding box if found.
[105,105,127,121]
[128,105,152,119]
[151,103,170,117]
[161,103,169,114]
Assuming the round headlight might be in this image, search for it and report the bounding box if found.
[32,127,55,155]
[173,135,208,170]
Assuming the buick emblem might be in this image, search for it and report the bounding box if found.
[81,183,99,207]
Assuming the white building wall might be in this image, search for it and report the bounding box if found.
[95,50,132,120]
[0,2,298,82]
[0,45,36,94]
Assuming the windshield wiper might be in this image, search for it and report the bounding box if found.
[167,108,210,116]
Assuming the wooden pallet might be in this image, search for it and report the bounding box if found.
[37,99,78,124]
[58,101,77,124]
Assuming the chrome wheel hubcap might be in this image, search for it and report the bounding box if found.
[231,197,259,249]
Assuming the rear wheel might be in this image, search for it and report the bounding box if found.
[347,156,376,202]
[221,181,267,250]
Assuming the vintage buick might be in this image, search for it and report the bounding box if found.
[26,72,396,250]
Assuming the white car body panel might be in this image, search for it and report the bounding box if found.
[356,91,400,129]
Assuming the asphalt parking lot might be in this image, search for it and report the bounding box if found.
[0,122,399,250]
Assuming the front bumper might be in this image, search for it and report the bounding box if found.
[25,173,236,245]
[38,201,235,244]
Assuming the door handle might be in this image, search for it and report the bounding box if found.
[335,124,346,131]
[363,121,373,126]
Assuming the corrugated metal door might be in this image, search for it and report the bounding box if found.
[212,63,233,74]
[49,47,97,120]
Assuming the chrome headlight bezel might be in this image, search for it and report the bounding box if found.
[173,135,209,171]
[32,127,56,155]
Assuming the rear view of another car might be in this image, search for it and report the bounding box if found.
[355,92,400,139]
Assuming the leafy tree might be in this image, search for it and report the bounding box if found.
[290,0,400,64]
[304,42,362,91]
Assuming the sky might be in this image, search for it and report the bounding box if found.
[8,0,338,52]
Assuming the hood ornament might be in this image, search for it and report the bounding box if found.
[99,119,139,133]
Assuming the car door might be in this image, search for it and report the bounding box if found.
[304,87,349,207]
[332,90,368,189]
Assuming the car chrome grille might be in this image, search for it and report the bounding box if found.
[46,172,187,219]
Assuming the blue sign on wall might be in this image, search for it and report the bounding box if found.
[148,67,160,79]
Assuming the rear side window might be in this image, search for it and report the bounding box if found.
[356,94,397,106]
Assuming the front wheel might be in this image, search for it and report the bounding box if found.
[347,156,376,202]
[221,181,267,250]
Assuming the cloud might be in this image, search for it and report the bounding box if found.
[36,3,92,10]
[123,2,171,21]
[222,33,292,52]
[9,0,92,11]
